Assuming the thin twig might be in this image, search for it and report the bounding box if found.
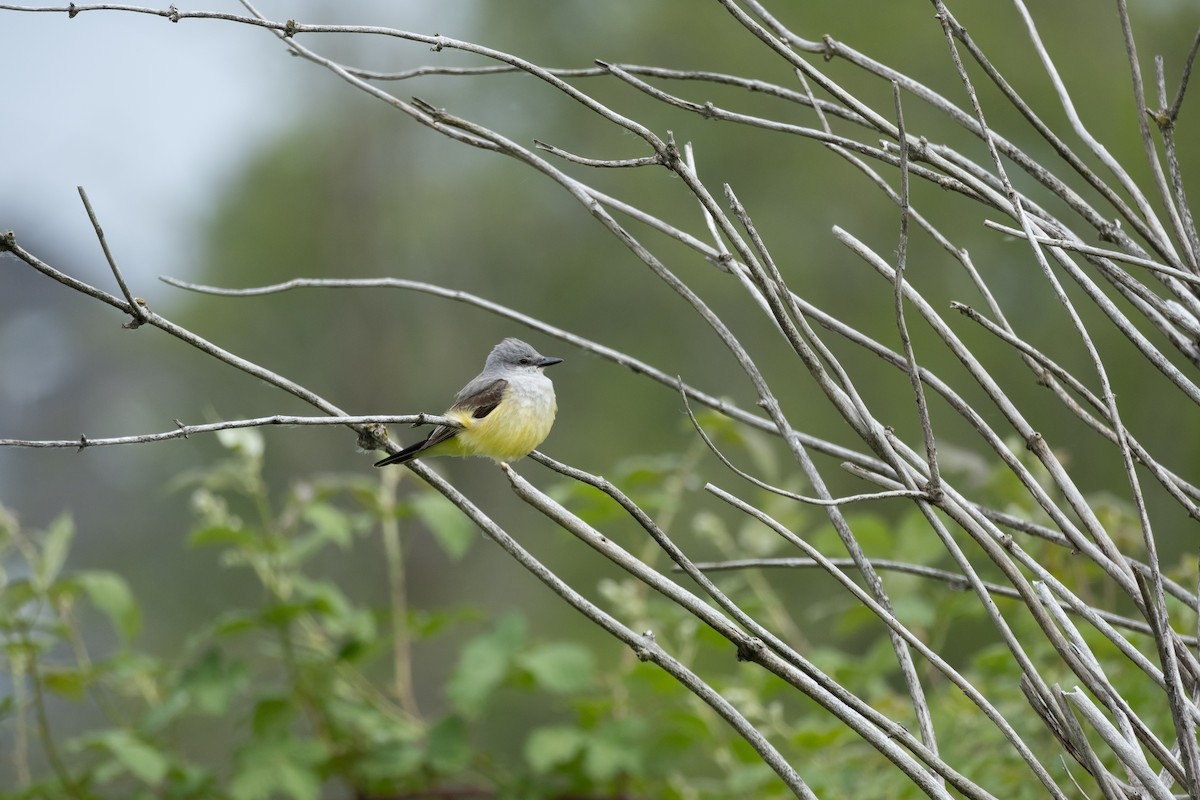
[156,274,885,473]
[683,556,1196,646]
[76,186,149,328]
[533,139,661,168]
[892,82,941,499]
[983,220,1200,286]
[1166,27,1200,123]
[0,415,459,450]
[680,387,924,507]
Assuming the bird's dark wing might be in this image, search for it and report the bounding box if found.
[373,379,508,467]
[451,378,507,420]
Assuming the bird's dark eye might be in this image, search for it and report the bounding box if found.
[519,357,531,365]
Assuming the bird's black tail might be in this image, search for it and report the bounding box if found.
[374,440,428,467]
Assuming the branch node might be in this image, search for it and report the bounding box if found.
[632,629,656,662]
[660,132,683,169]
[283,19,298,38]
[1146,106,1171,130]
[820,34,836,62]
[908,135,930,160]
[736,636,766,663]
[67,3,79,18]
[1098,218,1123,244]
[122,298,149,329]
[76,434,89,452]
[166,4,180,23]
[174,419,189,439]
[357,424,389,452]
[411,97,444,121]
[949,300,978,320]
[0,230,14,252]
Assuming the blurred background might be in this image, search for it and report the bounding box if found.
[2,0,1199,792]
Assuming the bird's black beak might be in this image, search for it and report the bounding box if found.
[539,356,563,368]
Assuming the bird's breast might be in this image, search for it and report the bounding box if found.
[465,374,557,462]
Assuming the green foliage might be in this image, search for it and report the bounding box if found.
[2,430,1183,799]
[0,436,796,799]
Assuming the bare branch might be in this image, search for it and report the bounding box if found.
[0,415,459,450]
[685,557,1196,646]
[892,82,941,499]
[157,275,885,473]
[76,186,149,328]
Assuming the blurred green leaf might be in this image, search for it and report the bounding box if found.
[519,642,596,695]
[291,576,375,641]
[260,600,314,627]
[350,739,426,787]
[792,715,852,749]
[35,513,74,590]
[840,512,893,558]
[76,570,141,642]
[252,695,297,738]
[188,523,258,550]
[525,725,586,774]
[217,427,265,460]
[0,577,37,618]
[609,454,685,514]
[727,761,776,794]
[892,509,947,565]
[412,491,476,560]
[692,510,732,549]
[186,609,261,647]
[178,648,248,715]
[890,591,936,630]
[408,606,484,639]
[42,665,89,700]
[83,729,170,787]
[231,736,326,800]
[735,514,786,558]
[697,409,778,482]
[427,714,472,775]
[552,481,623,525]
[447,614,526,717]
[141,688,191,733]
[583,719,644,782]
[292,502,354,560]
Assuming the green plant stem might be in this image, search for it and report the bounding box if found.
[56,596,121,724]
[5,639,32,788]
[25,635,85,799]
[379,467,421,718]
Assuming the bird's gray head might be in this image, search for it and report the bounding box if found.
[486,338,563,373]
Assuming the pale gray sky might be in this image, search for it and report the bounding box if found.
[2,2,473,282]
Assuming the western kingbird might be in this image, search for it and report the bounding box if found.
[374,337,563,467]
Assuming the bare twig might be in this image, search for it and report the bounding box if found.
[0,415,458,450]
[684,557,1196,646]
[76,186,149,328]
[892,82,941,499]
[157,274,884,473]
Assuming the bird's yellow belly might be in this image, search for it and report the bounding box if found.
[458,386,557,462]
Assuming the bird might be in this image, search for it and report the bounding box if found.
[374,337,563,467]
